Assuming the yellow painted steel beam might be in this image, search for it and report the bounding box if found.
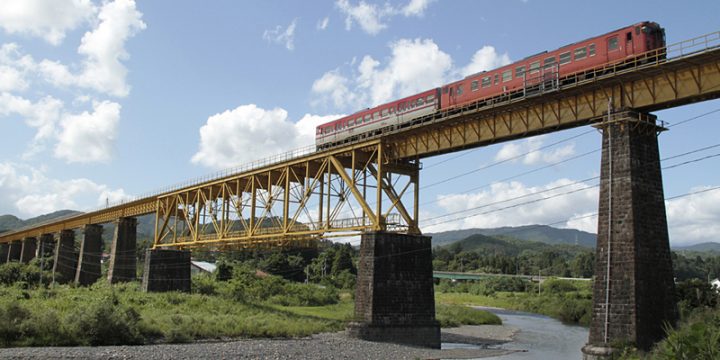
[385,48,720,161]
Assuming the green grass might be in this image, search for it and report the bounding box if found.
[436,286,593,326]
[436,304,501,327]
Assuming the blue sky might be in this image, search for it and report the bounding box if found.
[0,0,718,246]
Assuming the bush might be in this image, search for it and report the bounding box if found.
[192,274,217,296]
[436,304,501,327]
[0,302,30,346]
[64,294,144,346]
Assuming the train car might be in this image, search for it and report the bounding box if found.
[440,21,665,109]
[315,89,440,149]
[316,21,665,149]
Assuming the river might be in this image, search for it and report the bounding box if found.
[481,308,589,359]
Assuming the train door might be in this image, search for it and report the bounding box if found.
[606,35,621,62]
[624,31,634,56]
[443,85,458,108]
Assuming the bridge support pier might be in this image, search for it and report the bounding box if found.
[53,230,77,283]
[8,240,21,262]
[108,217,137,283]
[0,243,9,264]
[142,249,191,292]
[37,234,55,272]
[75,224,103,286]
[582,112,677,358]
[347,232,440,348]
[20,237,37,263]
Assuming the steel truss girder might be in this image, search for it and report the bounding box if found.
[153,141,420,249]
[386,48,720,161]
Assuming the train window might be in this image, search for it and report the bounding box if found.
[608,37,619,50]
[635,26,641,35]
[481,76,491,88]
[471,80,479,91]
[426,94,435,102]
[589,44,596,56]
[442,87,448,94]
[457,85,463,95]
[364,114,372,122]
[381,109,389,117]
[543,56,556,69]
[357,117,363,124]
[574,47,587,60]
[626,32,632,41]
[502,70,512,82]
[494,74,499,85]
[515,66,526,78]
[529,61,540,73]
[373,111,380,118]
[417,98,424,106]
[559,52,571,65]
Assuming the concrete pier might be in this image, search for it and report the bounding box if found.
[75,224,103,286]
[20,237,37,263]
[108,217,137,283]
[347,232,440,348]
[582,112,677,358]
[7,240,22,262]
[53,230,77,283]
[142,249,191,292]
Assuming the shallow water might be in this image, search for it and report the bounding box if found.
[484,308,589,359]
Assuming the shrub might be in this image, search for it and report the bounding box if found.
[192,274,217,296]
[64,294,144,346]
[0,302,30,346]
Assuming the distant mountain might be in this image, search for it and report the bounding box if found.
[438,233,589,257]
[428,225,597,248]
[0,210,82,233]
[674,242,720,252]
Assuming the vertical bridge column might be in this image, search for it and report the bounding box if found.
[20,237,37,263]
[347,232,440,348]
[582,112,677,358]
[108,217,137,283]
[142,249,191,292]
[53,230,77,283]
[75,224,103,286]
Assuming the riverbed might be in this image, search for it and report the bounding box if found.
[479,307,589,359]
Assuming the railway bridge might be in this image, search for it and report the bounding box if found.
[1,31,719,356]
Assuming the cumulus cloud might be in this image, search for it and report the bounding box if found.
[54,100,120,163]
[191,104,342,169]
[0,0,96,45]
[38,0,146,97]
[335,0,434,35]
[313,38,453,110]
[494,135,576,165]
[666,186,720,246]
[0,92,64,156]
[263,18,298,50]
[461,46,512,77]
[0,162,131,217]
[425,179,599,233]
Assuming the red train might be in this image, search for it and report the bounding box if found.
[315,21,665,149]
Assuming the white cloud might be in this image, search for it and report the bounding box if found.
[336,0,391,35]
[336,0,433,35]
[666,186,720,246]
[263,18,298,51]
[191,104,342,169]
[401,0,434,17]
[54,100,120,163]
[313,38,454,110]
[461,46,512,77]
[317,17,330,31]
[38,0,146,97]
[494,135,576,165]
[0,162,131,217]
[311,70,356,109]
[0,92,64,156]
[425,179,599,233]
[0,65,28,92]
[0,0,96,45]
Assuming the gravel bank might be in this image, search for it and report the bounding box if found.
[0,326,520,360]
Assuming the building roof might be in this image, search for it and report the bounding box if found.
[191,261,217,273]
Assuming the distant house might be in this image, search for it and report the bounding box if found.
[191,261,217,275]
[712,278,720,292]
